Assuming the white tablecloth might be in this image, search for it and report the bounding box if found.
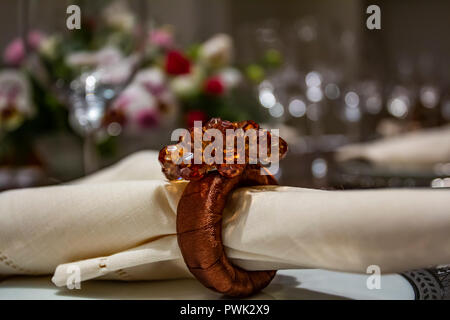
[0,269,414,300]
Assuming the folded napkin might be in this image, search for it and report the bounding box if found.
[336,125,450,168]
[0,151,449,287]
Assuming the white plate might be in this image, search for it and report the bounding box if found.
[0,269,414,300]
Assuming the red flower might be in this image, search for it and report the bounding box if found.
[186,110,208,128]
[204,76,224,96]
[165,50,191,75]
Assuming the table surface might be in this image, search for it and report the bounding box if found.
[0,269,414,300]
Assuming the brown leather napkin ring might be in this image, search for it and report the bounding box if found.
[159,118,287,297]
[177,166,278,297]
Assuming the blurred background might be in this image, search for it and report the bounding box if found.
[0,0,449,191]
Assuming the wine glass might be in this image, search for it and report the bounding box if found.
[68,70,124,174]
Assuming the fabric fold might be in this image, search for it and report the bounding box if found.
[0,151,449,287]
[335,125,450,168]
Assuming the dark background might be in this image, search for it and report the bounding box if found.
[0,0,449,83]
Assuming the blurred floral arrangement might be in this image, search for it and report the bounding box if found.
[0,0,280,171]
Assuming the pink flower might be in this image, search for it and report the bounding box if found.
[149,29,174,49]
[113,94,132,110]
[3,39,25,66]
[27,30,45,50]
[3,30,46,66]
[136,109,159,129]
[143,81,165,96]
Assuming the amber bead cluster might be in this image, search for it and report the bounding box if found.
[158,118,288,181]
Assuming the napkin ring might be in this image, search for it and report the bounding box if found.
[159,118,287,297]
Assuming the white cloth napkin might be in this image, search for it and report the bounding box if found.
[336,125,450,168]
[0,151,449,287]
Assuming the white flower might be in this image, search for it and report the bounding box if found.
[0,70,33,115]
[199,34,233,67]
[170,66,204,97]
[66,46,123,68]
[97,54,138,85]
[66,51,97,67]
[66,47,135,85]
[102,0,136,32]
[218,67,242,90]
[170,76,197,97]
[38,35,60,60]
[134,67,166,89]
[0,70,34,131]
[134,69,179,120]
[96,47,124,66]
[119,85,156,114]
